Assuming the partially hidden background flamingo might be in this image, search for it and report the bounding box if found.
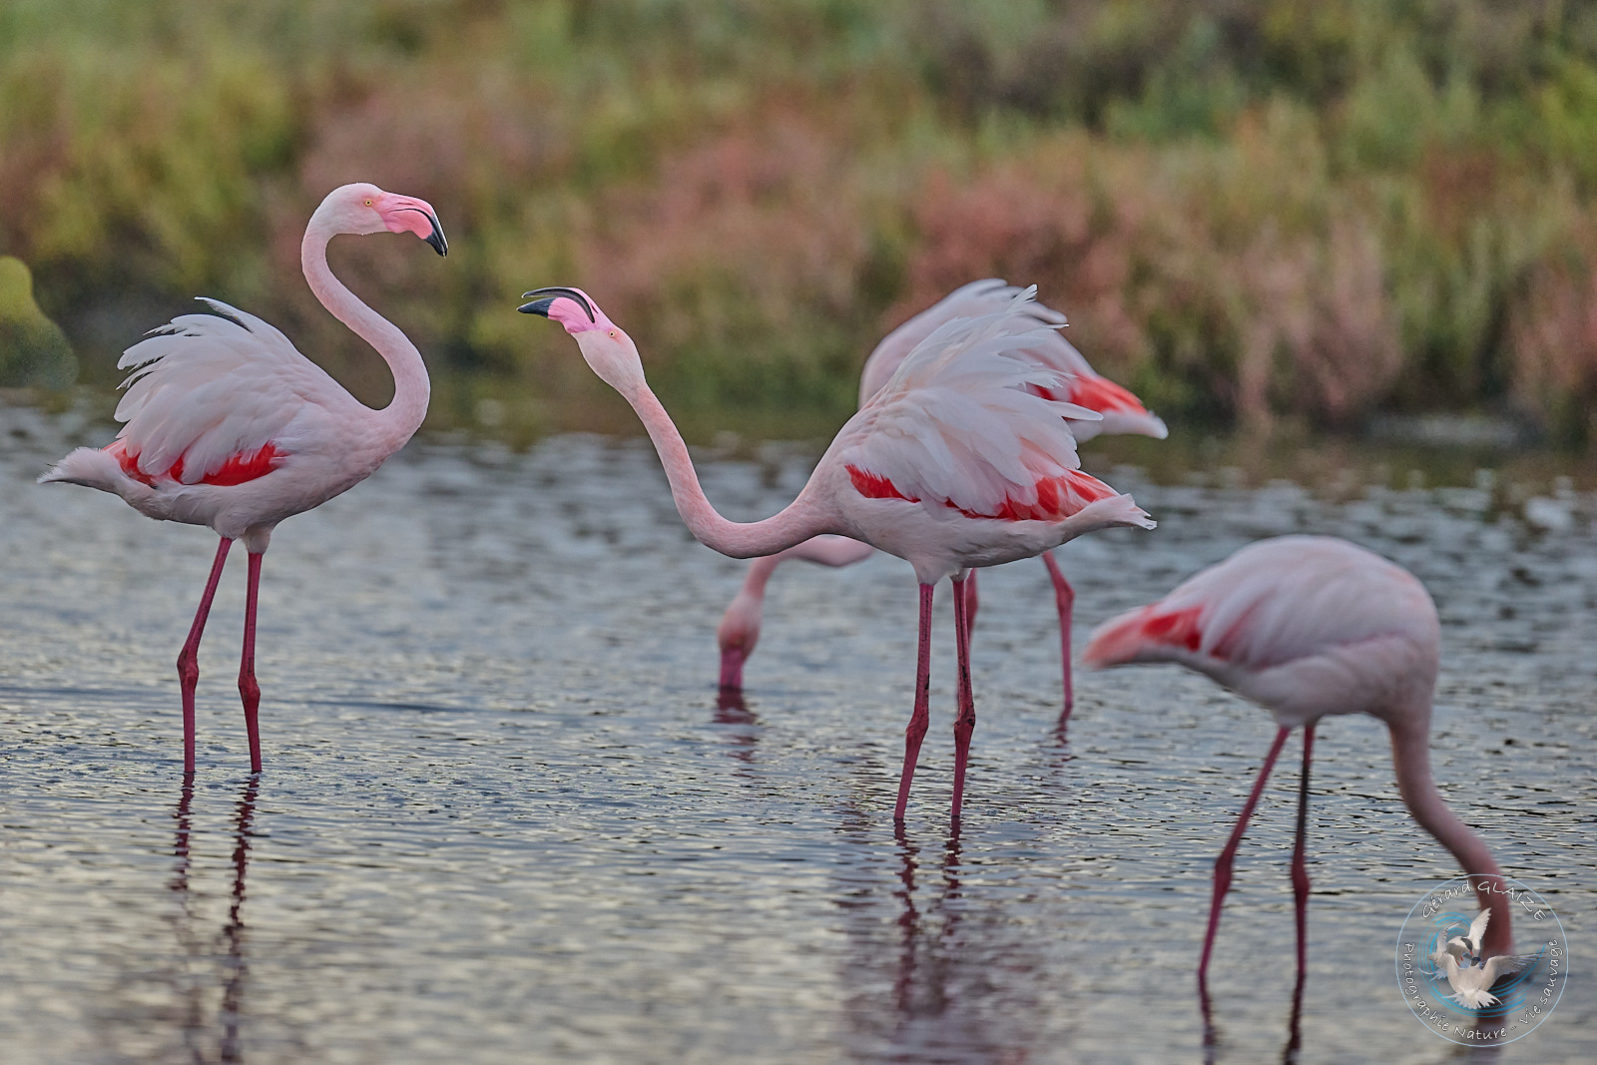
[39,182,447,775]
[521,284,1156,823]
[714,280,1167,727]
[716,535,876,688]
[1082,535,1513,994]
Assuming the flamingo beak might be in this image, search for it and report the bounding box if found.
[519,287,596,322]
[422,215,448,257]
[383,198,447,256]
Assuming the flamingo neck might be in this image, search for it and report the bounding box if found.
[742,554,785,600]
[622,381,831,557]
[1387,716,1513,955]
[301,218,430,450]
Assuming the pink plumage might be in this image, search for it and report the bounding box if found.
[1084,536,1513,991]
[856,280,1169,447]
[522,283,1156,824]
[40,182,447,775]
[716,279,1168,715]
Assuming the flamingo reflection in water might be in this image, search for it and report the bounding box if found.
[169,778,259,1062]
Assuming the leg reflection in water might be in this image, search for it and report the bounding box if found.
[168,777,259,1063]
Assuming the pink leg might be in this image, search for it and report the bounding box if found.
[950,574,976,825]
[1198,725,1291,989]
[238,551,264,774]
[1041,551,1075,723]
[177,538,232,775]
[893,584,936,823]
[962,569,979,639]
[1291,725,1316,988]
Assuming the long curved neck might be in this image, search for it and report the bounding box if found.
[623,381,832,558]
[742,554,785,600]
[301,217,429,450]
[1388,715,1513,955]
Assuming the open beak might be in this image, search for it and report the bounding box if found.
[519,287,595,321]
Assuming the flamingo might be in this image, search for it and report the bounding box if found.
[520,284,1156,823]
[716,535,877,688]
[714,279,1168,720]
[39,182,447,776]
[1081,535,1513,992]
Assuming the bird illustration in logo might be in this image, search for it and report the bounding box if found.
[1429,908,1535,1008]
[1444,908,1494,968]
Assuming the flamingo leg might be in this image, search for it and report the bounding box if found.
[894,584,936,823]
[238,551,264,774]
[950,573,976,824]
[962,568,980,638]
[1041,551,1075,723]
[1198,724,1291,988]
[1291,725,1316,989]
[177,537,233,775]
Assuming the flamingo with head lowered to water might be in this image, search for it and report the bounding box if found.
[1082,535,1513,991]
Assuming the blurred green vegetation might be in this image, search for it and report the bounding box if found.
[6,0,1597,445]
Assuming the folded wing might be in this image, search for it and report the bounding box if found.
[112,299,347,483]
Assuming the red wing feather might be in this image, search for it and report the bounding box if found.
[846,464,920,502]
[961,469,1118,521]
[848,464,1119,523]
[107,439,285,487]
[1082,604,1202,666]
[1060,374,1150,414]
[1139,606,1204,652]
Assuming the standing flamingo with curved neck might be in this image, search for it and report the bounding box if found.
[40,182,447,775]
[521,284,1156,823]
[1082,536,1513,992]
[714,279,1168,721]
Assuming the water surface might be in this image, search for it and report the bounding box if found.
[1,403,1593,1064]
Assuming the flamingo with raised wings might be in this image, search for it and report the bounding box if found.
[715,279,1168,720]
[40,182,447,775]
[1082,536,1513,990]
[521,284,1156,823]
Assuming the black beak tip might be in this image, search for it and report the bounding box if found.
[426,228,448,257]
[518,286,596,323]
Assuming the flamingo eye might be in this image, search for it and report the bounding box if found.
[608,329,617,339]
[364,198,374,207]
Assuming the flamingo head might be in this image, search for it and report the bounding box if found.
[519,287,645,393]
[320,183,447,256]
[715,589,764,690]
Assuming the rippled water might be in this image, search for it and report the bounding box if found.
[2,402,1593,1064]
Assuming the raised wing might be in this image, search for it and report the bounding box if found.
[1479,950,1538,984]
[861,279,1166,443]
[1465,907,1492,953]
[840,288,1123,521]
[859,279,1092,403]
[112,298,347,483]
